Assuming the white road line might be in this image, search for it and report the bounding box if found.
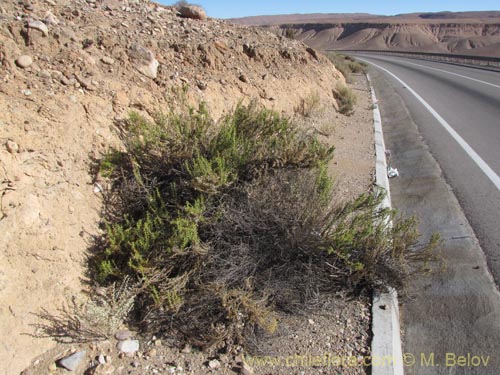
[394,59,500,90]
[359,58,500,192]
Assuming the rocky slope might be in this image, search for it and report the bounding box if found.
[230,11,500,57]
[0,0,344,373]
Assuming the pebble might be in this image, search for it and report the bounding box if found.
[6,140,19,153]
[58,350,86,371]
[240,362,255,375]
[131,360,140,368]
[239,74,248,83]
[15,55,33,68]
[101,56,115,65]
[27,20,49,37]
[117,339,139,354]
[154,339,162,347]
[114,329,132,341]
[208,359,220,369]
[180,344,192,354]
[98,354,106,364]
[94,363,115,374]
[44,10,59,25]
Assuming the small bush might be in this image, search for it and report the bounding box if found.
[284,28,296,40]
[90,102,438,348]
[327,53,367,81]
[294,92,321,117]
[334,84,357,116]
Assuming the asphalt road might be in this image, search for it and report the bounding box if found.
[357,56,500,279]
[356,55,500,374]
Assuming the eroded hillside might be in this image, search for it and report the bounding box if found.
[230,12,500,57]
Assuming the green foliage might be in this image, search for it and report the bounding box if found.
[91,102,438,347]
[334,84,357,116]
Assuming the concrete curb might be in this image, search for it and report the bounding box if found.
[366,73,404,375]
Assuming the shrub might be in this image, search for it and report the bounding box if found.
[334,84,357,116]
[90,102,438,347]
[327,53,368,81]
[294,91,321,117]
[284,28,296,40]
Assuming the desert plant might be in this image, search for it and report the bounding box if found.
[283,28,297,40]
[34,277,137,342]
[90,102,438,347]
[334,84,357,116]
[294,92,321,117]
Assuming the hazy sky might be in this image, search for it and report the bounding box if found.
[160,0,500,18]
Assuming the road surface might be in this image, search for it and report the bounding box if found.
[357,54,500,374]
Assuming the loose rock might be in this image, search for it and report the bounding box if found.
[44,10,59,25]
[240,363,255,375]
[58,350,86,372]
[114,330,132,341]
[101,56,115,65]
[208,359,220,369]
[27,20,49,37]
[128,44,159,79]
[15,55,33,69]
[178,5,207,20]
[116,339,139,354]
[6,140,19,153]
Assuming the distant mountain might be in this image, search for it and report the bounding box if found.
[229,11,500,57]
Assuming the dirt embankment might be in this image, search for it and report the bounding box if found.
[0,0,348,373]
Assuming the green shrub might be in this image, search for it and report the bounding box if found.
[91,102,438,347]
[334,84,357,116]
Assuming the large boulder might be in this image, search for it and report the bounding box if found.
[178,5,206,20]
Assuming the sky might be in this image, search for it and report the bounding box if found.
[160,0,500,19]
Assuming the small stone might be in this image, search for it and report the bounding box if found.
[114,330,132,341]
[21,89,32,96]
[146,348,157,358]
[44,10,59,25]
[238,74,248,83]
[27,20,49,37]
[6,140,19,153]
[98,354,106,364]
[208,359,220,369]
[60,75,71,85]
[154,339,162,347]
[101,56,115,65]
[308,319,315,325]
[131,361,140,368]
[15,55,33,68]
[180,344,191,354]
[117,339,139,354]
[94,363,115,374]
[58,350,86,371]
[240,363,255,375]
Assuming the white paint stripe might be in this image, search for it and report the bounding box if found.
[360,58,500,192]
[394,58,500,90]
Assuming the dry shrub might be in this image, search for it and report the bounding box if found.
[87,103,439,349]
